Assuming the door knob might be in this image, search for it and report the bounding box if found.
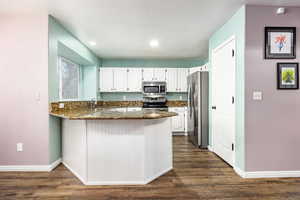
[212,106,216,110]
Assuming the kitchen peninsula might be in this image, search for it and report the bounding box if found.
[50,102,178,185]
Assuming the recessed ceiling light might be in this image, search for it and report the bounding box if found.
[89,41,97,46]
[149,39,159,48]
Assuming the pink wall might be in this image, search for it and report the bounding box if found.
[0,13,49,165]
[245,5,300,171]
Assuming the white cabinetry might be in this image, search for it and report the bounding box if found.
[177,68,189,92]
[127,68,142,92]
[169,107,187,134]
[99,68,128,92]
[165,68,177,92]
[142,68,166,81]
[114,68,127,92]
[99,68,114,92]
[100,67,189,93]
[142,68,154,81]
[154,68,167,81]
[166,68,189,92]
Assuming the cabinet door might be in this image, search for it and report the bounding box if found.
[99,68,114,92]
[127,68,142,92]
[170,107,185,132]
[153,68,166,81]
[113,68,127,92]
[177,68,189,92]
[166,68,178,92]
[142,68,154,81]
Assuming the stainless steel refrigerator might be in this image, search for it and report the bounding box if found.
[187,71,209,148]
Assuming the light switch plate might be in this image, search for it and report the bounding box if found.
[17,143,23,152]
[35,92,40,102]
[59,103,64,109]
[253,91,263,101]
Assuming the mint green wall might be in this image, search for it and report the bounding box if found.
[100,92,187,101]
[208,6,245,170]
[48,16,100,163]
[102,58,205,68]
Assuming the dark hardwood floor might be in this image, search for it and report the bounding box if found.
[1,136,300,200]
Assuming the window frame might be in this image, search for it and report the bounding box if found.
[58,56,81,101]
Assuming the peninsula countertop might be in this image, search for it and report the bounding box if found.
[49,106,177,120]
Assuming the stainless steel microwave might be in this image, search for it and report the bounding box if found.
[142,81,166,97]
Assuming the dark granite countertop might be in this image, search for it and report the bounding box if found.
[50,106,177,120]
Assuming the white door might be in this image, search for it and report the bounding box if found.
[212,37,235,166]
[127,68,142,92]
[100,68,114,92]
[177,68,189,92]
[142,68,154,81]
[113,68,127,92]
[166,68,178,92]
[154,68,166,81]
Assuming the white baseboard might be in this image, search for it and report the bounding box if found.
[144,166,173,184]
[86,180,145,185]
[234,166,300,178]
[0,158,61,172]
[62,161,87,185]
[207,145,213,152]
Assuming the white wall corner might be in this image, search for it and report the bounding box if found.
[48,158,62,171]
[207,145,213,152]
[0,158,61,172]
[233,166,246,178]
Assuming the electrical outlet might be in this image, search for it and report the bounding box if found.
[123,96,126,100]
[180,96,183,100]
[17,143,23,152]
[59,103,64,108]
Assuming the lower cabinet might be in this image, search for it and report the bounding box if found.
[169,107,187,135]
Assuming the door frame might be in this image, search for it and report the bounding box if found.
[211,35,236,166]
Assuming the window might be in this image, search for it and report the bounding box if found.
[58,57,80,100]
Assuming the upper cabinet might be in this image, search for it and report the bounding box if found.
[99,68,114,92]
[99,67,142,92]
[113,68,127,92]
[166,68,189,92]
[100,67,189,93]
[142,68,154,81]
[142,68,166,81]
[177,68,189,92]
[99,68,128,92]
[127,68,142,92]
[153,68,167,81]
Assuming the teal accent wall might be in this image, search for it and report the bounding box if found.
[100,92,187,101]
[102,58,205,68]
[208,6,245,170]
[48,16,100,163]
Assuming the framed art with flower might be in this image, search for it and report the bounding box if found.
[265,27,296,59]
[277,63,299,89]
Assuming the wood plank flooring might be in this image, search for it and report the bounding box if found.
[1,136,300,200]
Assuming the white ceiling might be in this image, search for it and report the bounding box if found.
[48,0,245,59]
[1,0,300,59]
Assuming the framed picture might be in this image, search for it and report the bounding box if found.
[277,63,299,89]
[265,27,296,59]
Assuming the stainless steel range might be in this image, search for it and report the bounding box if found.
[142,81,168,109]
